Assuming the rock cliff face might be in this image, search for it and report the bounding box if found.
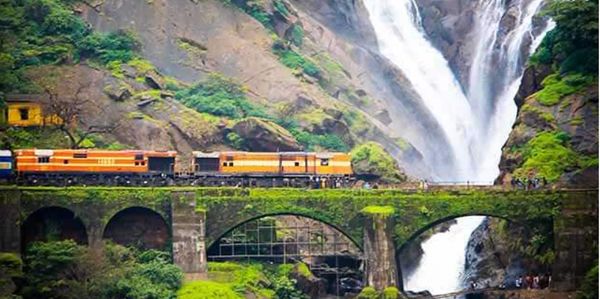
[496,64,599,187]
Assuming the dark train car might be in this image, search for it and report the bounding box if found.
[0,150,12,179]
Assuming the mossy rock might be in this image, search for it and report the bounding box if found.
[350,142,406,183]
[232,117,302,151]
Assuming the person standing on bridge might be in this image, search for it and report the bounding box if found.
[515,275,523,289]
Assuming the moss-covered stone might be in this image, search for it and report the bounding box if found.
[350,142,406,183]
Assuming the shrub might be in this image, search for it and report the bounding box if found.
[288,24,304,47]
[576,262,598,299]
[356,286,378,299]
[77,30,139,64]
[175,73,268,119]
[272,46,321,78]
[383,286,399,299]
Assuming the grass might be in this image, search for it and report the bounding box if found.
[177,281,242,299]
[350,142,405,182]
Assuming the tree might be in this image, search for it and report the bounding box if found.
[41,82,120,149]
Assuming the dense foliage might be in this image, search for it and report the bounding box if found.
[175,73,268,119]
[0,0,139,93]
[576,262,598,299]
[531,0,598,74]
[19,240,182,299]
[272,41,320,78]
[177,262,306,299]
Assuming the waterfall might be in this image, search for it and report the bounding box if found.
[363,0,551,182]
[362,0,553,295]
[403,216,486,294]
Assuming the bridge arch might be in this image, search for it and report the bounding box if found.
[21,206,88,252]
[398,213,520,252]
[208,212,363,251]
[103,206,170,250]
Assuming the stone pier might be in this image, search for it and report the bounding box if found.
[363,208,399,290]
[171,192,207,280]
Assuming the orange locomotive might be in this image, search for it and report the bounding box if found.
[14,149,176,185]
[193,151,352,176]
[10,149,352,186]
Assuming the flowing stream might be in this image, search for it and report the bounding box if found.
[363,0,553,294]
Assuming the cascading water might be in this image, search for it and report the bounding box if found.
[363,0,553,294]
[403,216,486,294]
[363,0,552,183]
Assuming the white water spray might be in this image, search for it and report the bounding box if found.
[403,216,485,294]
[363,0,475,181]
[363,0,553,294]
[363,0,551,182]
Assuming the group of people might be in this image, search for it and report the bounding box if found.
[510,177,547,190]
[515,273,551,289]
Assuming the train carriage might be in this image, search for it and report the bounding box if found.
[0,150,13,180]
[14,149,176,185]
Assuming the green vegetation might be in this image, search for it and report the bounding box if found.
[533,73,595,106]
[295,262,312,278]
[272,41,320,78]
[19,240,182,299]
[0,252,22,297]
[350,142,405,182]
[0,126,126,150]
[531,0,598,74]
[356,286,378,299]
[186,261,307,299]
[290,128,349,151]
[175,73,268,119]
[383,286,399,299]
[288,24,304,47]
[521,104,555,122]
[178,281,241,299]
[513,131,597,181]
[362,205,395,218]
[576,262,598,299]
[0,0,142,93]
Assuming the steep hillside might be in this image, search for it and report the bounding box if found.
[497,0,598,187]
[0,0,411,177]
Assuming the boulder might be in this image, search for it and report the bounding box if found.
[290,263,327,299]
[104,83,133,101]
[232,117,302,151]
[350,142,406,183]
[145,72,165,90]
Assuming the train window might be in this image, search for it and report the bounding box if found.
[135,154,143,160]
[135,162,139,166]
[320,159,329,166]
[141,161,146,166]
[228,162,234,167]
[19,108,29,120]
[294,162,300,166]
[38,156,50,163]
[222,162,228,167]
[73,153,87,158]
[63,160,68,164]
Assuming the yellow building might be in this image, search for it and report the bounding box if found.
[2,94,62,127]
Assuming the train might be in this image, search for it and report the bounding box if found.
[0,149,354,187]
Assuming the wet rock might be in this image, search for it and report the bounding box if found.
[232,117,302,151]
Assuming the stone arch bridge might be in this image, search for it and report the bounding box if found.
[0,187,596,293]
